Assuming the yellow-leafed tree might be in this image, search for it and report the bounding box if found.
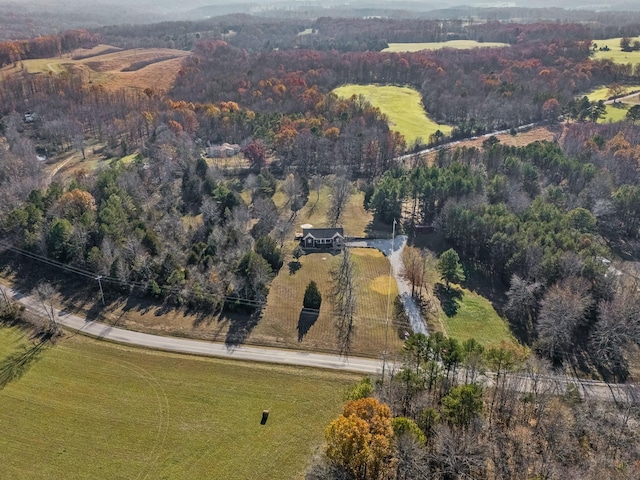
[325,397,394,479]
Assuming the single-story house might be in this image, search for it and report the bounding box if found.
[298,227,344,249]
[206,142,241,158]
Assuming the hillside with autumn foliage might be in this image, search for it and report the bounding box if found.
[0,15,639,377]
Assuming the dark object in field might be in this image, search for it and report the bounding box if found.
[261,410,269,425]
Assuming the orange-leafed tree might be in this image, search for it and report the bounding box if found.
[325,398,394,480]
[57,189,96,221]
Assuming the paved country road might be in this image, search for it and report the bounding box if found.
[2,284,638,403]
[1,284,384,375]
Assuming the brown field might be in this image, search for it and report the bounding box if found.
[2,45,191,92]
[254,248,406,356]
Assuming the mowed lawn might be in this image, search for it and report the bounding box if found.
[257,248,403,356]
[332,84,452,144]
[437,287,518,349]
[420,255,518,349]
[0,327,358,479]
[383,40,508,52]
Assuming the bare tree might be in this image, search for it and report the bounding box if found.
[35,282,59,335]
[331,247,357,357]
[537,277,593,360]
[590,283,640,379]
[401,246,426,298]
[327,175,351,227]
[505,274,542,341]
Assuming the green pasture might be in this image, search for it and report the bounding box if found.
[592,37,640,65]
[599,104,629,123]
[418,252,518,349]
[585,85,640,102]
[383,40,508,52]
[0,327,358,479]
[332,84,452,144]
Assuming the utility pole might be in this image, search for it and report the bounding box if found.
[96,275,105,306]
[381,218,396,384]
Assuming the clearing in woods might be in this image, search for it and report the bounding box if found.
[0,327,358,479]
[332,84,452,144]
[383,40,509,52]
[1,44,191,92]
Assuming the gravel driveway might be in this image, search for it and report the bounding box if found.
[347,235,428,335]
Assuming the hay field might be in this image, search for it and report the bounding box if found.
[2,45,191,92]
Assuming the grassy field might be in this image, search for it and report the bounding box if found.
[257,248,405,356]
[332,84,452,144]
[0,326,358,479]
[1,45,190,92]
[415,246,519,350]
[600,104,630,123]
[383,40,508,52]
[295,185,373,238]
[435,286,517,349]
[585,85,640,102]
[0,325,26,359]
[592,37,640,65]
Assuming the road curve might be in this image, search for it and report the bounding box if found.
[1,284,384,375]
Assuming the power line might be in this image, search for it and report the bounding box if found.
[0,239,268,307]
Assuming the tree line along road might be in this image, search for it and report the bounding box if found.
[1,284,637,403]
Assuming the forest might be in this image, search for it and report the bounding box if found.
[2,10,640,479]
[307,333,640,480]
[0,15,639,376]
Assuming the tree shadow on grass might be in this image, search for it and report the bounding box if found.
[297,308,319,341]
[434,283,463,317]
[0,340,47,390]
[223,308,261,348]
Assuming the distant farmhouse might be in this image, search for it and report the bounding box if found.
[296,226,345,250]
[206,142,241,158]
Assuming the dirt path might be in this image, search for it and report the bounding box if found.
[47,156,73,181]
